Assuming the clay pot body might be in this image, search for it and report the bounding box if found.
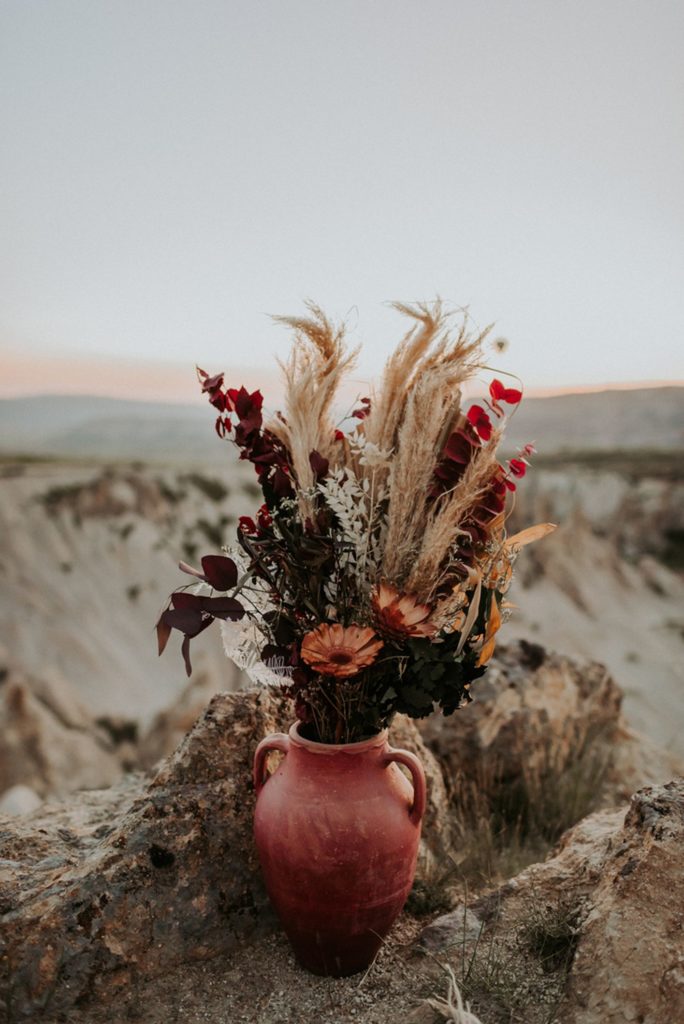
[253,723,426,977]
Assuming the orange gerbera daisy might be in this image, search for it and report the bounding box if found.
[371,582,437,641]
[300,623,383,679]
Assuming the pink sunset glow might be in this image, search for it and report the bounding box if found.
[0,351,286,407]
[1,350,680,407]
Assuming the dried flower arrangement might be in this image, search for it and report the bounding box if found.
[157,301,555,743]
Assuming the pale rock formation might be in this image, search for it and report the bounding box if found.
[0,784,43,816]
[0,667,124,798]
[139,665,244,770]
[419,641,682,808]
[498,780,684,1024]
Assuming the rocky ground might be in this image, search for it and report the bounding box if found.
[2,644,683,1024]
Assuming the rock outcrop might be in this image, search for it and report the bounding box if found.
[420,641,621,780]
[0,688,447,1020]
[496,779,684,1024]
[2,647,683,1022]
[563,780,684,1022]
[414,779,684,1024]
[419,641,681,813]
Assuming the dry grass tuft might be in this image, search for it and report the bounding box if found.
[427,965,484,1023]
[436,733,611,889]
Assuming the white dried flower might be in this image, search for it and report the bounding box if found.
[357,440,393,467]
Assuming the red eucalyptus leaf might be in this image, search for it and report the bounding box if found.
[201,554,238,591]
[466,405,493,441]
[257,504,272,529]
[209,391,228,412]
[509,458,527,478]
[352,396,371,420]
[489,379,522,405]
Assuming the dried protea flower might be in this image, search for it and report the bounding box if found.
[371,583,437,641]
[300,623,384,679]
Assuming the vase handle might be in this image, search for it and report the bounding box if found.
[383,747,427,826]
[253,733,290,796]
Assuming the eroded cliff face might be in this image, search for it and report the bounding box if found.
[1,645,683,1023]
[0,461,246,729]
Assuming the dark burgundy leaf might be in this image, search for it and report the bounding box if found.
[201,555,238,591]
[234,386,264,418]
[171,591,204,609]
[156,615,172,656]
[272,466,293,499]
[162,606,208,637]
[201,372,224,393]
[294,697,313,723]
[181,635,193,677]
[309,450,329,481]
[200,596,244,620]
[444,429,478,464]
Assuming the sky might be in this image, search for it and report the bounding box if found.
[1,0,683,404]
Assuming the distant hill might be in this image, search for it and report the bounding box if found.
[0,395,219,462]
[500,387,684,454]
[0,387,682,461]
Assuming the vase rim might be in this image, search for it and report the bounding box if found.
[288,721,389,753]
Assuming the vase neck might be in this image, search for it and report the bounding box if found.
[287,723,389,768]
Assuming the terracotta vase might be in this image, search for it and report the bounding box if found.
[253,722,426,977]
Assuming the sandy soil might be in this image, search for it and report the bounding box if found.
[49,921,443,1024]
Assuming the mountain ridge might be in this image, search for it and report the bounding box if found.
[1,386,682,460]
